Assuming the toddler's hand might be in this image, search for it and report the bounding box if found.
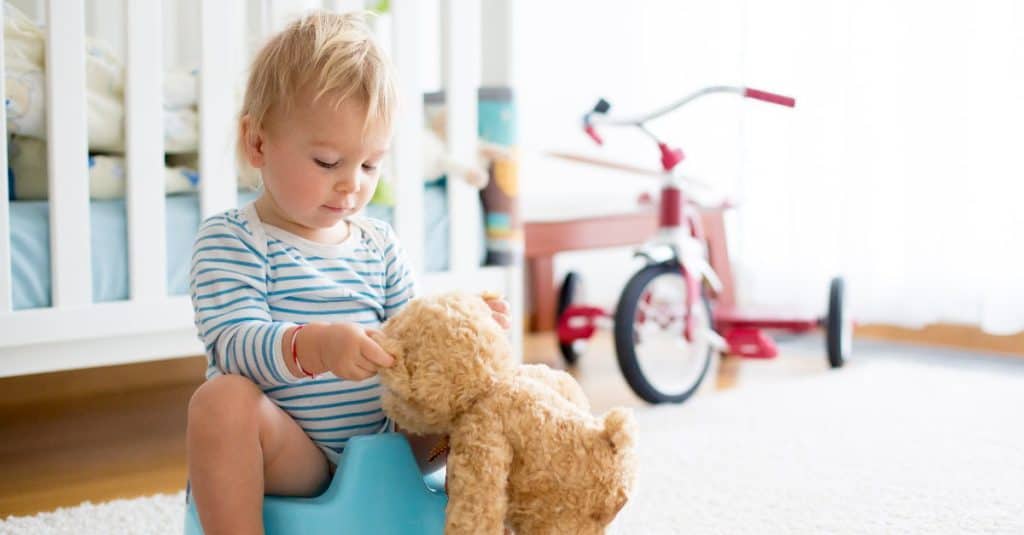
[319,322,395,381]
[481,291,511,330]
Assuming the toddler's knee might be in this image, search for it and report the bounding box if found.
[188,375,262,433]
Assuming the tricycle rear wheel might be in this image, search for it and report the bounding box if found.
[557,271,583,366]
[826,277,851,368]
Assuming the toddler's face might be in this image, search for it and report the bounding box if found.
[249,88,390,235]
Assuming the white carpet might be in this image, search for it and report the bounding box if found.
[0,492,186,534]
[4,354,1023,534]
[609,355,1024,534]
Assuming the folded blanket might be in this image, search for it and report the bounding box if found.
[3,2,199,153]
[8,136,198,200]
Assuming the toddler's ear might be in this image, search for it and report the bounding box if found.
[239,115,265,168]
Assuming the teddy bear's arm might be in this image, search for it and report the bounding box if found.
[518,364,591,411]
[444,414,512,535]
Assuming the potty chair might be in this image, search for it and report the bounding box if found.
[185,433,448,534]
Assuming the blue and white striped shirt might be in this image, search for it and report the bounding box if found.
[189,202,415,464]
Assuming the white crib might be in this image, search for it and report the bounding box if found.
[0,0,523,378]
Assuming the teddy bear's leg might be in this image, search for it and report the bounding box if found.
[509,517,576,535]
[445,421,513,535]
[518,364,590,411]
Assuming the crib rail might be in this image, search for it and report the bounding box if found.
[198,0,242,218]
[125,0,168,300]
[441,0,482,273]
[389,0,426,274]
[0,0,521,377]
[0,3,10,313]
[45,0,92,307]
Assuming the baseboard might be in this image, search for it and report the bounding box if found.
[856,323,1023,357]
[529,312,1022,358]
[2,323,1016,412]
[0,355,206,412]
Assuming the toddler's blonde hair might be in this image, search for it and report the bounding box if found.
[238,10,395,160]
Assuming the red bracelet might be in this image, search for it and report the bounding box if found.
[291,325,316,378]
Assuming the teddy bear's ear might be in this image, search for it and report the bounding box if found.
[368,330,403,359]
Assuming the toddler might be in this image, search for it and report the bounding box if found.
[186,11,509,534]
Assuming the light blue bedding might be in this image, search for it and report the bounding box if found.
[9,180,477,310]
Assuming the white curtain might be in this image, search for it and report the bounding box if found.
[514,0,1024,334]
[733,0,1024,335]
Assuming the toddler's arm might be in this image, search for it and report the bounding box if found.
[191,218,396,386]
[380,222,417,320]
[283,321,394,381]
[189,218,304,386]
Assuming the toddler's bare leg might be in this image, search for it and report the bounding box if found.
[187,375,331,535]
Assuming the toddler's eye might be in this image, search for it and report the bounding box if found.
[362,163,379,171]
[314,158,339,169]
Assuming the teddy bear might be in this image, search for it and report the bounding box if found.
[369,291,636,535]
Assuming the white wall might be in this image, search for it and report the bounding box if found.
[513,0,747,309]
[514,1,1024,332]
[732,0,1024,332]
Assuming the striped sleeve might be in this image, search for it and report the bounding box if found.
[380,221,416,320]
[189,215,303,386]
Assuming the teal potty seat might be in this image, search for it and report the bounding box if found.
[184,433,447,534]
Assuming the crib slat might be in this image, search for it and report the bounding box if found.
[245,0,271,57]
[0,10,11,312]
[442,0,482,272]
[45,0,93,307]
[125,0,166,300]
[87,0,126,60]
[267,0,323,33]
[199,0,241,217]
[390,0,425,274]
[325,0,366,14]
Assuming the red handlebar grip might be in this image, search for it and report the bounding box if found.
[584,124,604,145]
[744,88,796,107]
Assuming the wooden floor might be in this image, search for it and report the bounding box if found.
[0,331,760,518]
[0,330,884,518]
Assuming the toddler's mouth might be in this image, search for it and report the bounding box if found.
[322,204,352,214]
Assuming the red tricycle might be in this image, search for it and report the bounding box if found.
[556,86,852,404]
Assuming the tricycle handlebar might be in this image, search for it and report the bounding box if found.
[743,88,796,107]
[582,85,795,144]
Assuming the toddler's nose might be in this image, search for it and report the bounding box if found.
[334,176,360,194]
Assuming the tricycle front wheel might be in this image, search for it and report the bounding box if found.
[614,262,713,404]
